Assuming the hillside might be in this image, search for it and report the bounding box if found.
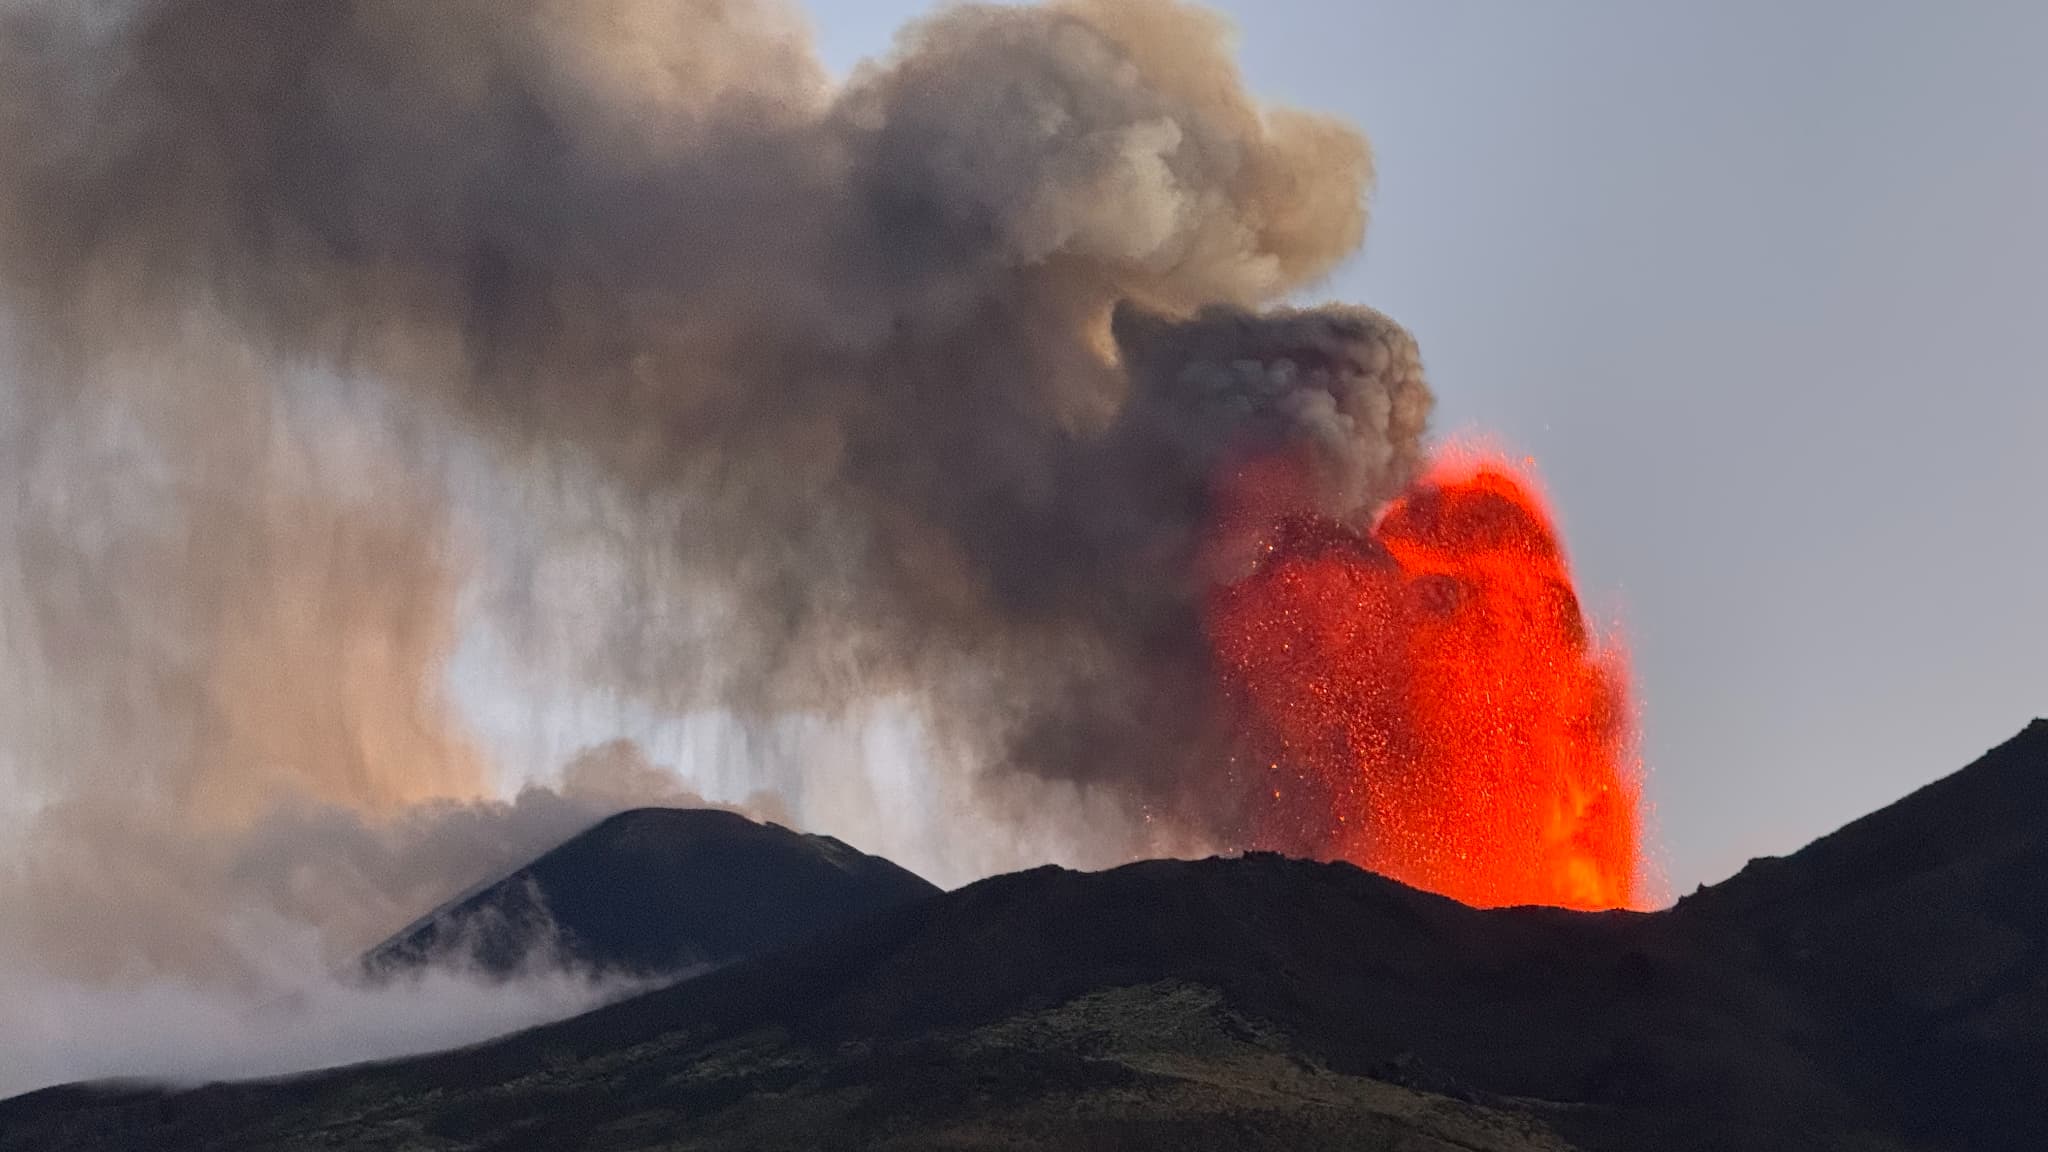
[362,807,940,979]
[3,723,2043,1152]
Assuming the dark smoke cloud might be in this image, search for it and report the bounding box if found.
[0,0,1428,843]
[0,0,1431,1086]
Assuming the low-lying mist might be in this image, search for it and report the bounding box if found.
[0,741,731,1097]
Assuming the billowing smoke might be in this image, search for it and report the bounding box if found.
[0,0,1431,1091]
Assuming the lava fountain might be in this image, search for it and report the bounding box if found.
[1206,447,1645,910]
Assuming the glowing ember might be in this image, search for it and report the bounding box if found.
[1206,447,1645,910]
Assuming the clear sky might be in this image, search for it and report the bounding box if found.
[813,2,2048,893]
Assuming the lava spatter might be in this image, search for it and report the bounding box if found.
[1207,448,1645,910]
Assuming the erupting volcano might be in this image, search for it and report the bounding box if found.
[0,0,1644,929]
[1207,447,1645,910]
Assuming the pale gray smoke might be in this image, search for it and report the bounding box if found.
[0,736,764,1097]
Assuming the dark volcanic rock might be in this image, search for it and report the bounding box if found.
[361,807,941,979]
[4,722,2044,1152]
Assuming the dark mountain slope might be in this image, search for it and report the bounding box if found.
[1676,719,2048,1152]
[4,722,2043,1152]
[362,807,941,979]
[0,861,1857,1151]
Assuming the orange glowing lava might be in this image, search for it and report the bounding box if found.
[1206,447,1645,910]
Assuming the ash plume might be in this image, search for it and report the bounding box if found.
[0,0,1433,1080]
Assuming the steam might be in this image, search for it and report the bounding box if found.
[0,961,654,1097]
[0,736,761,1097]
[0,0,1431,1092]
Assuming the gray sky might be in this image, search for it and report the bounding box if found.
[814,1,2048,893]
